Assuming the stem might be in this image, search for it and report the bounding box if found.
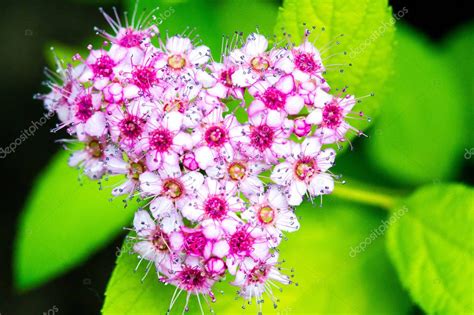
[332,179,403,211]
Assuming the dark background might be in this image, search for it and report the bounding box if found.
[0,0,472,314]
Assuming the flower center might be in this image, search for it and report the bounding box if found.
[91,55,115,78]
[151,228,169,252]
[295,158,317,181]
[257,205,275,224]
[118,30,143,47]
[294,52,319,73]
[204,126,227,147]
[262,87,286,110]
[86,139,103,158]
[162,178,184,199]
[178,266,207,290]
[183,231,207,256]
[129,161,145,180]
[220,68,235,87]
[249,265,269,283]
[229,229,254,256]
[204,196,227,220]
[250,124,274,151]
[132,66,157,90]
[149,128,173,152]
[250,56,270,72]
[163,99,186,113]
[75,95,94,122]
[322,102,343,128]
[228,162,247,181]
[167,54,186,69]
[119,116,143,139]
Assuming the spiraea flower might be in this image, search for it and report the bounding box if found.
[39,5,372,313]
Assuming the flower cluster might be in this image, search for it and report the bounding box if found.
[40,7,366,313]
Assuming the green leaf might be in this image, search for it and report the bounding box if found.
[367,25,466,185]
[274,0,396,133]
[443,23,474,161]
[386,183,474,314]
[14,150,136,291]
[103,199,411,314]
[128,0,278,56]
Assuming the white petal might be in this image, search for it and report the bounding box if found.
[85,112,107,137]
[163,111,183,132]
[244,33,268,56]
[309,173,334,196]
[317,148,336,172]
[270,162,292,185]
[284,95,304,115]
[195,146,215,169]
[166,36,192,54]
[140,171,162,195]
[301,137,322,157]
[133,210,154,236]
[150,196,174,219]
[188,46,211,66]
[306,108,323,125]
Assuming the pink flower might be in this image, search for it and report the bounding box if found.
[248,74,305,126]
[135,111,192,171]
[230,33,288,87]
[132,210,180,272]
[271,137,336,205]
[206,154,269,198]
[231,253,291,302]
[307,93,359,144]
[181,178,244,223]
[139,168,204,217]
[243,185,300,246]
[192,108,248,169]
[239,113,292,164]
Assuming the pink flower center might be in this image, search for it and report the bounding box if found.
[151,228,170,252]
[177,266,208,291]
[164,99,186,113]
[119,116,143,140]
[118,30,143,47]
[220,68,235,87]
[149,128,173,152]
[248,265,269,283]
[167,54,186,69]
[91,55,115,78]
[294,157,317,181]
[294,52,320,73]
[86,139,103,158]
[183,230,207,256]
[250,124,274,151]
[322,102,343,128]
[205,126,228,147]
[132,66,157,90]
[228,162,247,181]
[75,95,94,122]
[250,56,270,72]
[257,205,275,224]
[229,229,254,256]
[261,87,286,110]
[162,178,184,199]
[204,196,227,220]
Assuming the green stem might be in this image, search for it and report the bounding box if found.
[332,179,404,211]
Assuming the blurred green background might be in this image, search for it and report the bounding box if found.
[0,0,472,314]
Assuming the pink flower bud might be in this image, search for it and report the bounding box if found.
[294,117,311,137]
[183,151,199,170]
[205,257,226,277]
